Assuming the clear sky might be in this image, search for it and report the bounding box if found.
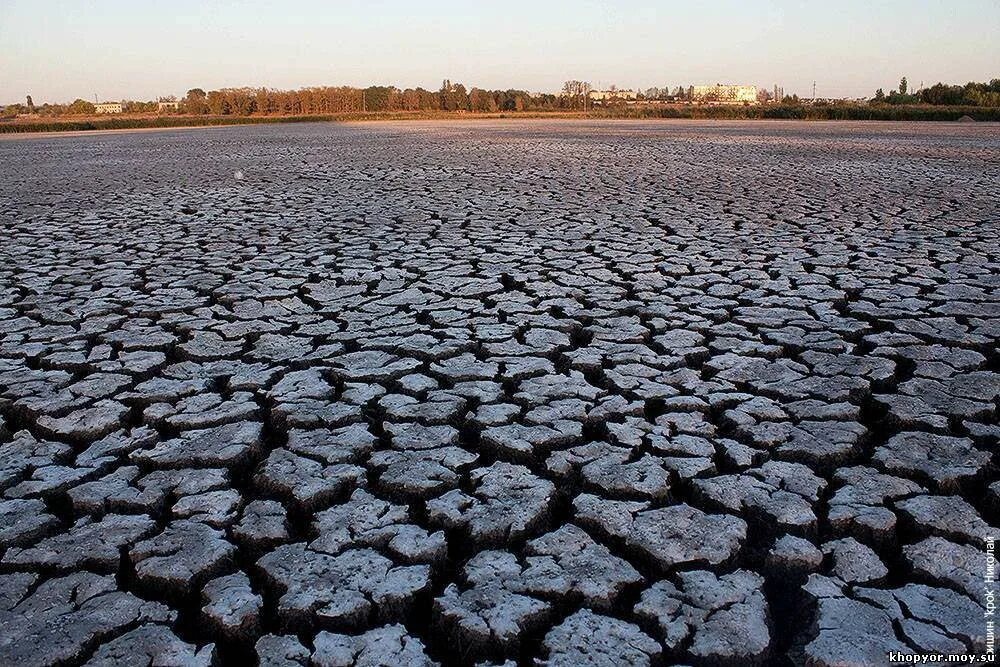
[2,0,998,104]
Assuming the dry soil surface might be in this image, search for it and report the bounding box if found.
[0,120,997,666]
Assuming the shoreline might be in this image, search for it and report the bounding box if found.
[2,116,995,141]
[1,106,998,138]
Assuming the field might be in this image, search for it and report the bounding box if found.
[0,120,997,665]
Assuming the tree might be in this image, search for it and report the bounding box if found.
[363,86,398,112]
[561,81,591,110]
[67,98,95,114]
[255,88,273,115]
[184,88,207,114]
[920,83,962,105]
[452,84,468,111]
[438,80,469,111]
[874,88,885,101]
[25,95,34,113]
[206,90,226,115]
[222,88,255,115]
[469,88,498,112]
[401,88,421,111]
[124,100,156,112]
[2,103,26,117]
[439,80,454,111]
[899,77,908,96]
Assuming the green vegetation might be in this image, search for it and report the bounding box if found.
[0,82,557,119]
[873,77,1000,107]
[591,104,1000,121]
[66,99,96,115]
[2,104,997,135]
[3,76,998,133]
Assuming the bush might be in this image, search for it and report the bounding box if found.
[3,105,999,134]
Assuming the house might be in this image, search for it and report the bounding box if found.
[588,89,638,104]
[157,100,180,112]
[94,102,123,114]
[690,85,759,105]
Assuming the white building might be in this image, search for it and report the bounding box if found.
[588,89,638,103]
[690,85,759,105]
[157,101,180,112]
[94,102,123,114]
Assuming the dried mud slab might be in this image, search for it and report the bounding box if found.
[0,119,996,665]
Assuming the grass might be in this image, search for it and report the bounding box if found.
[593,104,1000,121]
[1,105,997,134]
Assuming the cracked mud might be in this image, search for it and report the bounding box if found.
[0,119,997,666]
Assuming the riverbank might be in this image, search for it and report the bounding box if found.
[1,104,997,134]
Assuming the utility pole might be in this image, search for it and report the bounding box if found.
[362,89,366,113]
[812,81,816,101]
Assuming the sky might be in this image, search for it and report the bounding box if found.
[2,0,998,104]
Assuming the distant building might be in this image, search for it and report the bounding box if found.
[94,102,123,114]
[588,89,638,103]
[157,100,180,112]
[690,84,759,105]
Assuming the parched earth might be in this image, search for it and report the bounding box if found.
[0,119,997,666]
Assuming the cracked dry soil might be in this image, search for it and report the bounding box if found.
[0,119,997,666]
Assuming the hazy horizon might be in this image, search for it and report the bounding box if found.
[3,0,998,104]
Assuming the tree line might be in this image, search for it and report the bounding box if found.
[4,76,999,118]
[873,77,1000,107]
[2,81,591,118]
[0,80,715,117]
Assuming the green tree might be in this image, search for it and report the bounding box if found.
[67,99,96,114]
[874,88,885,101]
[125,100,156,112]
[452,84,468,111]
[439,80,453,111]
[920,83,962,105]
[363,86,394,112]
[899,77,908,96]
[438,80,469,111]
[469,88,497,112]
